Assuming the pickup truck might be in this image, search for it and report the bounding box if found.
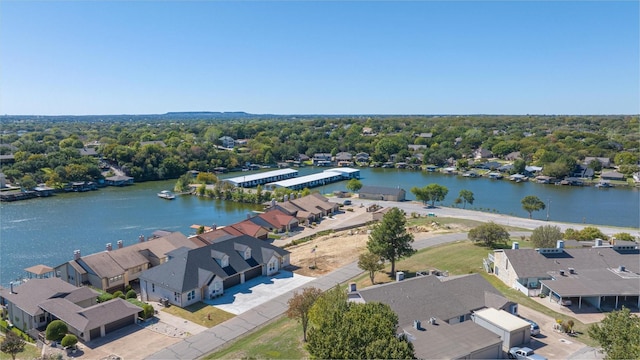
[508,347,547,360]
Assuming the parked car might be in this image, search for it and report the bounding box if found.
[521,318,540,336]
[343,199,352,205]
[508,347,547,360]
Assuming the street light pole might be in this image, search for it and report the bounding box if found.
[546,199,551,221]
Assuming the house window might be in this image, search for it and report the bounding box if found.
[152,283,155,292]
[174,292,179,302]
[187,290,195,301]
[39,316,45,323]
[268,260,277,272]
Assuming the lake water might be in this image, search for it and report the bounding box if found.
[1,167,638,285]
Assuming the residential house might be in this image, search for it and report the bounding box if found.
[489,240,640,310]
[505,151,521,161]
[359,185,406,201]
[349,273,517,359]
[249,209,299,233]
[584,157,611,169]
[355,152,370,164]
[78,148,98,157]
[0,278,140,342]
[312,153,333,166]
[104,175,134,186]
[362,127,374,136]
[572,164,595,179]
[407,144,427,152]
[600,171,625,181]
[219,136,236,149]
[416,132,433,139]
[54,232,200,292]
[335,152,353,163]
[139,235,290,308]
[473,148,493,160]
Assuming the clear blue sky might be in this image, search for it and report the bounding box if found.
[1,1,638,115]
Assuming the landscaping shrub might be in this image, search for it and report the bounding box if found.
[125,290,137,299]
[124,284,133,293]
[60,334,78,348]
[112,291,125,299]
[126,299,154,319]
[45,320,68,342]
[97,293,114,303]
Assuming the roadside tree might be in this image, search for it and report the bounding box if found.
[411,183,448,207]
[358,252,385,285]
[1,331,26,360]
[521,195,545,219]
[588,307,640,360]
[367,207,415,275]
[613,232,636,242]
[346,178,363,193]
[286,287,323,342]
[458,189,474,209]
[468,222,510,247]
[530,225,563,248]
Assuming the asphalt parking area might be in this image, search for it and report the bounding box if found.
[205,270,315,314]
[517,305,593,359]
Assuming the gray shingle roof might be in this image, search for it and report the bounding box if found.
[140,235,290,293]
[358,273,502,326]
[0,278,79,316]
[359,185,405,197]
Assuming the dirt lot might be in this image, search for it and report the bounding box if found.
[287,220,467,277]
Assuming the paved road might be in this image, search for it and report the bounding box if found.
[146,232,472,360]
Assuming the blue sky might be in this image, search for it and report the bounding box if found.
[1,1,638,115]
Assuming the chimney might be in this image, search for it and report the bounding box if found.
[595,238,603,247]
[212,223,217,230]
[73,250,81,260]
[568,267,575,274]
[559,270,565,276]
[556,240,564,249]
[396,271,405,282]
[271,198,276,207]
[429,317,437,325]
[284,194,289,201]
[348,282,357,292]
[117,240,123,249]
[106,243,112,251]
[10,282,14,294]
[139,235,145,243]
[512,242,519,250]
[413,320,422,330]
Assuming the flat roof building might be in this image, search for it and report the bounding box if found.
[223,169,298,188]
[266,168,359,190]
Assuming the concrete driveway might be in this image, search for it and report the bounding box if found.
[517,305,597,360]
[205,270,315,314]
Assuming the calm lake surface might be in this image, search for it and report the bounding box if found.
[1,167,638,285]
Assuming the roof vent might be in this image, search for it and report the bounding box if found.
[106,243,112,251]
[568,268,575,274]
[559,270,565,276]
[512,242,519,250]
[348,282,357,292]
[619,265,626,272]
[413,320,423,330]
[139,235,145,243]
[429,317,437,325]
[117,240,123,249]
[556,240,564,249]
[73,250,81,260]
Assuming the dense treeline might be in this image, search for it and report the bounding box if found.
[0,114,638,189]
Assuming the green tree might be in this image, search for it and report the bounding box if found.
[125,289,137,299]
[458,189,474,209]
[60,334,78,349]
[530,225,563,248]
[346,178,363,192]
[286,287,323,342]
[367,207,415,275]
[358,252,384,285]
[613,232,636,242]
[45,320,68,342]
[306,290,414,359]
[614,152,638,166]
[577,226,608,241]
[512,158,526,174]
[1,331,26,360]
[112,290,125,299]
[468,222,510,247]
[588,307,640,360]
[411,183,448,207]
[521,195,546,219]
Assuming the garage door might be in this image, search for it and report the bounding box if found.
[224,274,241,288]
[244,266,262,282]
[89,327,100,340]
[104,316,134,334]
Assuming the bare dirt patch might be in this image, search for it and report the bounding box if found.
[288,222,455,277]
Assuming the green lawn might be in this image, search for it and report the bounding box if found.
[0,336,41,360]
[204,316,307,360]
[162,303,235,328]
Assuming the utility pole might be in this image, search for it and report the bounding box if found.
[546,199,551,221]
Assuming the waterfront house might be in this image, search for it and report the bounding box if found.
[249,209,299,233]
[139,235,290,308]
[505,151,521,161]
[408,144,427,152]
[54,232,200,292]
[312,153,333,166]
[335,152,353,162]
[0,278,141,342]
[104,175,134,186]
[358,185,406,201]
[78,147,98,157]
[572,164,595,179]
[488,240,640,310]
[584,157,611,169]
[473,148,493,160]
[600,171,625,181]
[355,152,370,164]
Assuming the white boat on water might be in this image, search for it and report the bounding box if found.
[157,190,176,200]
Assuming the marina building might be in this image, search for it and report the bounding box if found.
[222,168,298,188]
[265,168,360,190]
